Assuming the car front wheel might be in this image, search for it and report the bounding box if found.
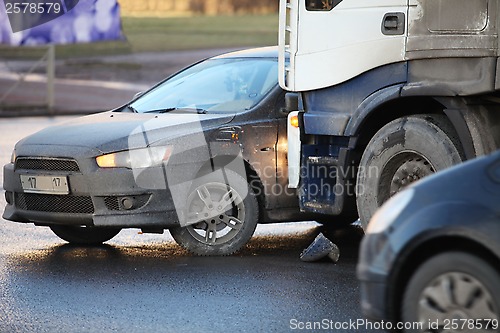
[50,225,121,245]
[402,251,500,333]
[170,169,258,256]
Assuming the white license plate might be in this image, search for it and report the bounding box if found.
[20,175,69,195]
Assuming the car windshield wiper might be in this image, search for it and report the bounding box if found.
[127,105,139,113]
[144,107,207,114]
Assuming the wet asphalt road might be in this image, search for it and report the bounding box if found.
[0,117,382,333]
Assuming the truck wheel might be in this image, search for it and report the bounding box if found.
[170,169,258,256]
[357,114,464,229]
[50,225,120,245]
[402,252,500,333]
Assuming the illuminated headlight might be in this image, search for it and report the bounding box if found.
[10,149,16,163]
[96,146,172,169]
[366,189,415,234]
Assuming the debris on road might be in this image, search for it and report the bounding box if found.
[300,233,340,263]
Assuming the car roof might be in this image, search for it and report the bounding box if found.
[212,46,279,60]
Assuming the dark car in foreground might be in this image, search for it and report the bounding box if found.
[3,47,305,256]
[358,151,500,332]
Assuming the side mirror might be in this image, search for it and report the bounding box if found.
[281,92,299,115]
[133,91,144,100]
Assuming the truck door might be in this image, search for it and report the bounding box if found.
[279,0,409,92]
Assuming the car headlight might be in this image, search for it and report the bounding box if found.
[10,149,16,163]
[96,146,172,169]
[366,188,415,234]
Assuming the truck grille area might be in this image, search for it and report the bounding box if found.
[15,193,94,214]
[15,157,80,172]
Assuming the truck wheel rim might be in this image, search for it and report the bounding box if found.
[378,151,435,205]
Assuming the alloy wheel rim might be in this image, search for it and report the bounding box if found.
[185,182,245,245]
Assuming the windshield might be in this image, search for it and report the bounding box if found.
[130,58,278,114]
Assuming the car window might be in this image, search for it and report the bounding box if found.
[130,58,278,114]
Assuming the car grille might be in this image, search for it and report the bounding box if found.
[15,193,94,214]
[104,196,120,211]
[15,157,80,172]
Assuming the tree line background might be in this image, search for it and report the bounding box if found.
[120,0,279,15]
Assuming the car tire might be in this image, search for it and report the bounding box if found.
[356,114,464,230]
[50,225,121,245]
[170,169,258,256]
[402,251,500,333]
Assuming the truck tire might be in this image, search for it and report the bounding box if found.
[357,114,464,230]
[170,169,258,256]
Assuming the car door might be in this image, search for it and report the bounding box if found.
[237,112,281,209]
[242,89,298,210]
[218,87,299,210]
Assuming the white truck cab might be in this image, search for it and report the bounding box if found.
[279,0,407,91]
[280,0,500,228]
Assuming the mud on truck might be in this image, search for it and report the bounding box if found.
[280,0,500,229]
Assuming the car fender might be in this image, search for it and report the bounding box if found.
[384,202,500,297]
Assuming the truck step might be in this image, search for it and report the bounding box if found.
[306,156,338,166]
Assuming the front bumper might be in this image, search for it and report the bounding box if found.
[356,232,395,322]
[357,267,390,321]
[3,159,182,228]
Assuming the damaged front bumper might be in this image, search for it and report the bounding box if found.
[3,157,182,229]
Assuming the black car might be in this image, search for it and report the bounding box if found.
[358,151,500,332]
[3,47,304,256]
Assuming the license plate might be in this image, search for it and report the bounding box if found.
[20,175,69,195]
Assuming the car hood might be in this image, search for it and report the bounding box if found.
[16,111,234,156]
